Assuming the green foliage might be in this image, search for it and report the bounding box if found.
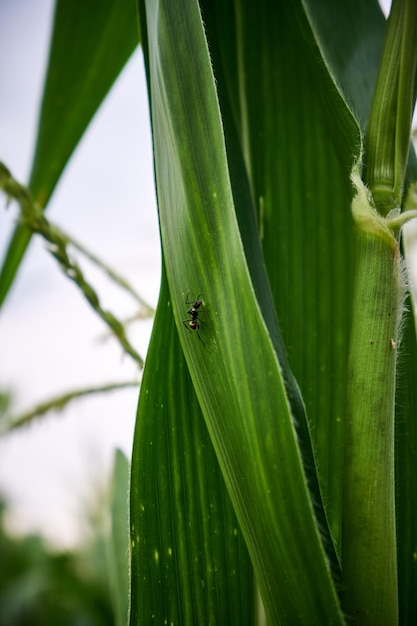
[1,0,417,624]
[130,271,256,624]
[0,162,146,369]
[107,450,130,626]
[364,0,417,214]
[0,498,114,626]
[0,0,140,305]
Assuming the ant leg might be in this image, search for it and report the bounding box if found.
[196,330,205,346]
[186,293,202,305]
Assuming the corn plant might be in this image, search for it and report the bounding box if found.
[1,0,417,624]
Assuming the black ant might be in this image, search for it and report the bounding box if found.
[182,292,207,343]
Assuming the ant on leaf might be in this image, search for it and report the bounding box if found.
[182,292,207,344]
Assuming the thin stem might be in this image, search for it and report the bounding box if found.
[0,162,146,367]
[1,381,139,433]
[342,172,403,625]
[69,236,154,317]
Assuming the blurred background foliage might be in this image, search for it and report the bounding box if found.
[0,492,114,626]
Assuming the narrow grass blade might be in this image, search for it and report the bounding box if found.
[0,0,139,305]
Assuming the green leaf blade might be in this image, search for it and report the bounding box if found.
[227,0,364,551]
[139,0,344,622]
[130,270,255,625]
[364,0,417,214]
[0,0,140,306]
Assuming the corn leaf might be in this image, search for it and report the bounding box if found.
[132,0,345,622]
[204,0,361,548]
[304,1,417,618]
[130,267,255,624]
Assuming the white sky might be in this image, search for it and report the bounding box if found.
[0,0,160,547]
